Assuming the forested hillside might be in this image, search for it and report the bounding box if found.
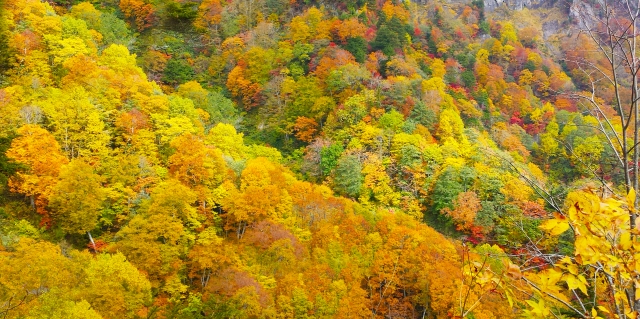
[0,0,638,318]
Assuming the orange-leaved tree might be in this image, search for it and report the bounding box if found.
[169,132,227,214]
[119,0,156,32]
[6,125,68,227]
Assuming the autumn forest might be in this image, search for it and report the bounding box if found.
[1,0,640,318]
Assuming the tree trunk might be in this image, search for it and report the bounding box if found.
[87,231,96,252]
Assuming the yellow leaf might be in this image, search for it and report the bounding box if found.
[504,287,514,307]
[568,204,578,221]
[551,221,570,235]
[566,274,587,294]
[526,299,549,316]
[591,308,597,318]
[620,232,632,250]
[541,217,570,235]
[597,306,610,314]
[565,275,579,289]
[540,219,558,231]
[628,188,636,209]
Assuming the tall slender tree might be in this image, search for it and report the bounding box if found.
[0,0,12,77]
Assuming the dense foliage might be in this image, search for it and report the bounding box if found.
[0,0,636,318]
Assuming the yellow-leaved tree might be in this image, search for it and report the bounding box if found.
[0,239,151,319]
[169,132,226,214]
[49,159,105,236]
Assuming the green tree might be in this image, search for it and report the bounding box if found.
[166,0,198,21]
[205,91,240,125]
[461,70,476,88]
[163,57,195,85]
[409,101,437,130]
[69,2,132,48]
[378,109,405,132]
[320,143,344,176]
[371,17,408,56]
[430,165,476,231]
[332,154,362,197]
[344,37,367,63]
[0,0,12,76]
[0,135,21,196]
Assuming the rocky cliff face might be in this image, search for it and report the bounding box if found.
[437,0,572,12]
[484,0,542,11]
[479,0,576,55]
[436,0,592,50]
[483,0,571,12]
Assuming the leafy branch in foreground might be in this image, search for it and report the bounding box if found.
[510,189,640,318]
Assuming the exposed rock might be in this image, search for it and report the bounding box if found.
[484,0,570,11]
